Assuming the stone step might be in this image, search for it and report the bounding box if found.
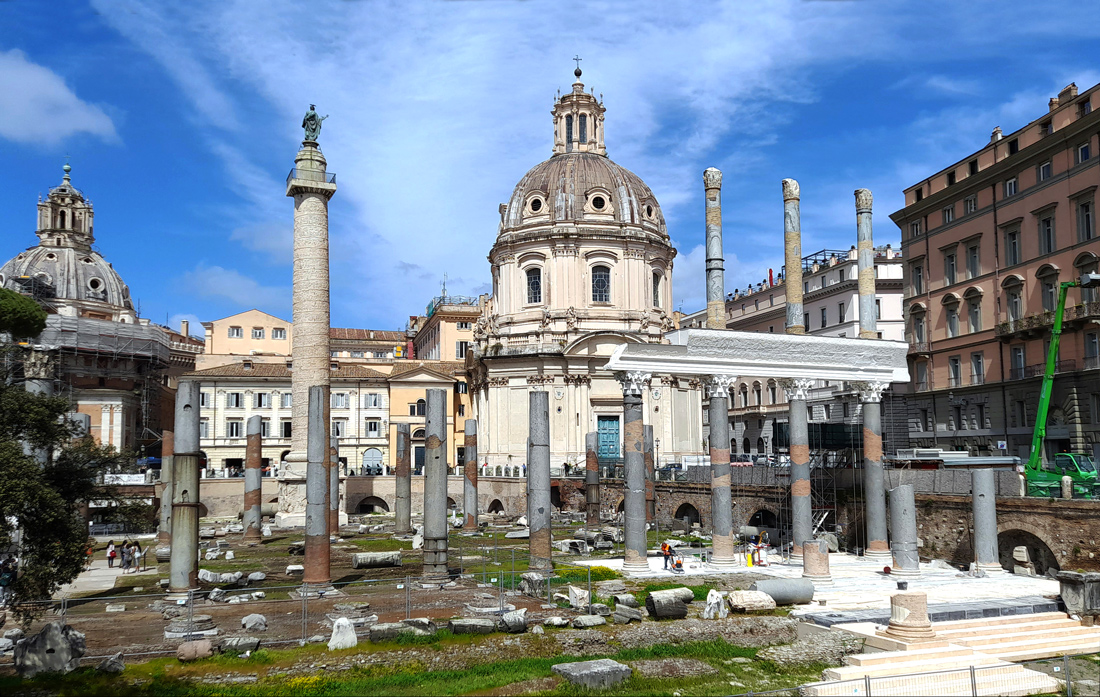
[981,636,1100,663]
[930,611,1067,631]
[824,654,1003,681]
[933,617,1080,639]
[948,624,1100,647]
[846,644,976,667]
[805,665,1061,697]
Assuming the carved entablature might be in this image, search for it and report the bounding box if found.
[526,374,555,385]
[487,377,510,387]
[563,374,591,386]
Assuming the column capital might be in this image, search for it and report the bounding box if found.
[853,380,889,403]
[779,378,815,401]
[702,167,722,190]
[854,188,873,213]
[706,374,738,398]
[615,371,651,396]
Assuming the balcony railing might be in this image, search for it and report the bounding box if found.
[908,341,929,354]
[915,381,929,392]
[996,301,1100,337]
[286,168,336,185]
[970,373,985,385]
[947,375,963,387]
[1011,360,1077,380]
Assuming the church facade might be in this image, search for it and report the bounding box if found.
[467,70,704,469]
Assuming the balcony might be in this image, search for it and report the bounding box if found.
[915,381,930,392]
[947,375,963,388]
[996,301,1100,339]
[908,341,929,354]
[970,373,985,386]
[286,168,336,185]
[1010,360,1077,380]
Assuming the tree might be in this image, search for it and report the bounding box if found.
[0,288,47,339]
[0,373,129,625]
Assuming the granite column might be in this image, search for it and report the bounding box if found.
[243,416,262,541]
[169,380,201,595]
[463,419,478,532]
[707,375,738,569]
[888,484,920,577]
[855,188,877,339]
[618,371,651,575]
[528,392,552,569]
[703,168,725,329]
[971,469,1003,574]
[858,382,890,560]
[422,388,449,579]
[783,179,805,334]
[784,378,815,559]
[585,432,600,529]
[394,423,412,535]
[302,385,332,591]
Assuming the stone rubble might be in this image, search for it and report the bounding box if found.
[13,622,86,679]
[552,658,632,689]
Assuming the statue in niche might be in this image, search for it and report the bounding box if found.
[302,104,329,142]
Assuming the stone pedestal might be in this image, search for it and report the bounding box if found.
[881,591,936,641]
[802,540,832,584]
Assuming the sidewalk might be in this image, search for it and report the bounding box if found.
[56,557,157,598]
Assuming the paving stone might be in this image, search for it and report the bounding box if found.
[552,658,631,689]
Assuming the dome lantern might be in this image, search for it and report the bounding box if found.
[552,67,606,157]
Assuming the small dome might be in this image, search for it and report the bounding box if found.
[501,152,667,238]
[0,245,134,314]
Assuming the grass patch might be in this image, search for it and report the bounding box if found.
[552,565,621,583]
[350,538,413,552]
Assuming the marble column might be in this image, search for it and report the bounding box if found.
[643,424,655,522]
[783,378,815,559]
[394,423,412,535]
[463,419,478,532]
[585,431,599,529]
[328,437,340,536]
[422,388,449,579]
[707,374,738,569]
[157,429,174,546]
[169,380,201,595]
[888,484,920,577]
[971,469,1003,574]
[858,381,890,560]
[617,371,651,575]
[855,188,877,340]
[302,386,331,591]
[783,179,805,334]
[528,392,552,569]
[703,167,725,330]
[243,416,262,541]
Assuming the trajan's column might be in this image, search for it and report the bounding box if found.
[276,105,337,527]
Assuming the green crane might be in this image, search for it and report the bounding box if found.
[1024,272,1100,498]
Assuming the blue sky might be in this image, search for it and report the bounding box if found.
[2,1,1097,336]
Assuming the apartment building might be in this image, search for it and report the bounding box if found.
[891,82,1100,459]
[408,293,483,361]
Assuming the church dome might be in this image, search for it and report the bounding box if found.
[501,152,667,238]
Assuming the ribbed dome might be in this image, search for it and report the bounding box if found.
[501,153,667,238]
[0,245,133,312]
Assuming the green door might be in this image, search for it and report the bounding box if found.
[597,416,620,459]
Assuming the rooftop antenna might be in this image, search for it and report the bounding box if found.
[441,273,448,299]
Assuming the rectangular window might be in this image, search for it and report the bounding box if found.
[968,159,978,175]
[803,312,810,329]
[526,268,542,304]
[280,392,292,408]
[948,356,962,387]
[653,272,661,307]
[977,404,986,428]
[838,268,845,282]
[1081,101,1093,117]
[1007,289,1022,321]
[373,351,385,358]
[591,266,610,303]
[1079,201,1095,242]
[226,392,243,408]
[823,404,831,420]
[947,171,957,186]
[251,327,264,339]
[914,315,926,342]
[942,205,955,224]
[228,326,243,338]
[260,419,270,438]
[458,404,466,417]
[456,382,468,394]
[579,113,587,143]
[1005,229,1020,266]
[272,327,286,340]
[280,420,292,438]
[332,392,349,409]
[971,353,984,385]
[1011,346,1026,378]
[965,195,978,214]
[1004,178,1017,197]
[363,393,381,408]
[920,408,929,431]
[1039,216,1056,254]
[909,221,922,238]
[953,405,963,429]
[1038,161,1052,182]
[331,420,346,438]
[366,419,380,436]
[966,243,980,278]
[565,114,573,149]
[457,321,472,330]
[946,306,959,337]
[842,401,850,418]
[820,307,828,329]
[1085,333,1099,370]
[1015,400,1027,427]
[253,392,270,409]
[876,298,882,320]
[944,252,957,285]
[200,391,209,408]
[226,419,243,438]
[350,351,363,358]
[1042,280,1057,312]
[915,362,928,390]
[837,302,845,322]
[1041,120,1052,137]
[1078,142,1092,164]
[1093,394,1100,425]
[199,419,209,439]
[1008,138,1019,155]
[455,341,469,359]
[913,265,924,294]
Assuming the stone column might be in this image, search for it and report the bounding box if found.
[888,484,920,577]
[585,431,599,529]
[463,419,478,532]
[279,139,336,526]
[784,378,815,558]
[528,392,552,569]
[703,167,725,329]
[23,350,53,465]
[883,591,936,641]
[858,381,890,560]
[802,539,832,584]
[618,371,651,575]
[971,469,1002,574]
[855,188,877,339]
[243,416,262,541]
[169,380,201,595]
[783,179,805,334]
[422,388,449,579]
[643,424,655,523]
[707,375,738,569]
[328,437,340,536]
[302,385,332,590]
[394,423,412,535]
[157,429,174,546]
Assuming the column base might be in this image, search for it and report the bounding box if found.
[976,563,1005,575]
[802,573,833,585]
[622,561,651,576]
[709,557,739,571]
[889,567,921,579]
[863,549,893,562]
[294,583,342,599]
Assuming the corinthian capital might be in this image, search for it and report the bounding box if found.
[853,380,889,403]
[779,378,815,401]
[702,167,722,190]
[706,374,738,399]
[782,178,800,201]
[854,188,873,212]
[615,370,651,396]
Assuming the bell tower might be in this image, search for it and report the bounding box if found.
[552,65,607,156]
[36,163,95,251]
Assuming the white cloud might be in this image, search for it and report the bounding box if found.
[168,313,205,337]
[229,222,293,264]
[0,49,117,146]
[179,264,288,311]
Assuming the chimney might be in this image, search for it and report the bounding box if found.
[782,179,805,334]
[990,126,1003,143]
[180,319,189,337]
[703,168,725,329]
[854,189,877,339]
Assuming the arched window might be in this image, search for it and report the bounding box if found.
[58,210,66,228]
[579,114,587,144]
[964,289,982,333]
[591,265,610,303]
[565,115,573,151]
[526,267,542,304]
[757,437,766,454]
[753,382,762,405]
[767,380,777,404]
[652,271,661,308]
[416,399,426,417]
[739,384,748,408]
[743,437,751,454]
[1075,253,1099,303]
[1036,265,1060,312]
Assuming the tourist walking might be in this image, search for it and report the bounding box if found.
[106,540,117,568]
[131,539,143,571]
[120,542,132,573]
[0,557,16,607]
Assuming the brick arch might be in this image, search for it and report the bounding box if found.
[348,493,392,514]
[747,508,779,528]
[997,520,1061,574]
